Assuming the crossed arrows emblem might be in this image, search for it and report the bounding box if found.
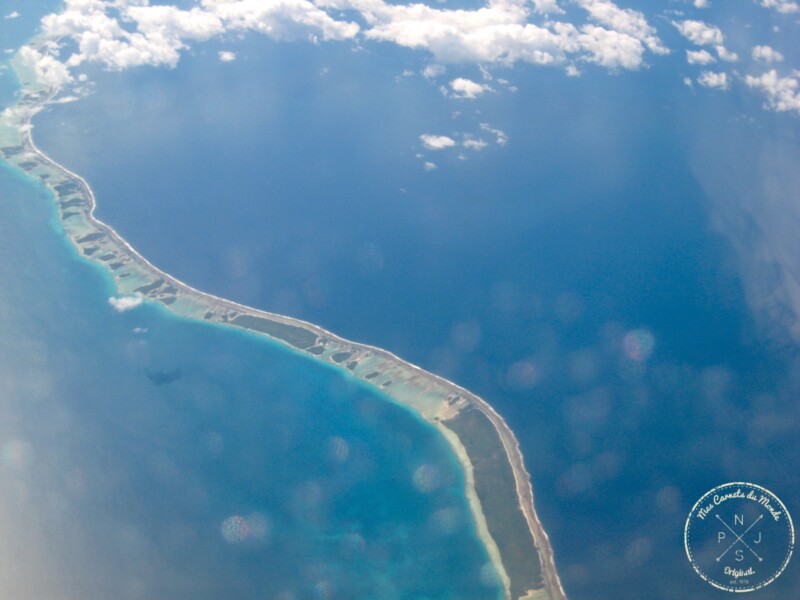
[716,514,764,563]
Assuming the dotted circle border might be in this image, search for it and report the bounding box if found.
[684,481,795,593]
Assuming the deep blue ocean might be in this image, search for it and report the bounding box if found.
[3,2,800,598]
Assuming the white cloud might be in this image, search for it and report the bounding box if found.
[42,2,193,70]
[38,0,359,75]
[129,5,225,42]
[697,70,729,90]
[218,50,236,61]
[354,2,570,65]
[746,70,800,113]
[108,294,144,312]
[420,134,457,150]
[422,63,445,79]
[18,46,73,87]
[673,19,723,46]
[202,0,359,41]
[694,0,710,7]
[449,77,492,99]
[27,0,671,90]
[532,0,564,14]
[752,45,784,63]
[687,49,715,65]
[715,45,738,62]
[52,95,81,104]
[423,161,437,170]
[577,24,647,70]
[463,138,489,150]
[480,123,508,145]
[325,0,660,70]
[575,0,668,56]
[4,11,20,19]
[0,105,29,132]
[758,0,800,13]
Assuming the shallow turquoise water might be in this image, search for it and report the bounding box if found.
[0,8,503,598]
[0,156,500,599]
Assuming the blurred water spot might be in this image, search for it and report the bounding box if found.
[124,338,151,367]
[429,507,460,535]
[327,436,350,464]
[339,533,366,556]
[289,481,326,524]
[556,462,593,496]
[302,277,325,308]
[412,464,441,493]
[357,242,384,272]
[505,359,539,390]
[246,511,272,542]
[294,481,324,509]
[150,452,180,483]
[564,387,613,430]
[594,451,622,480]
[565,563,590,586]
[655,485,681,514]
[225,245,252,279]
[21,373,53,403]
[622,328,655,362]
[554,292,584,323]
[569,348,601,386]
[569,430,595,457]
[1,439,33,470]
[624,536,653,568]
[313,579,333,599]
[221,515,250,543]
[618,357,647,381]
[747,395,794,445]
[701,365,733,404]
[490,281,521,313]
[451,320,481,353]
[357,396,383,426]
[204,431,224,457]
[430,346,459,379]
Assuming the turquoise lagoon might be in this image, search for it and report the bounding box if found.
[0,130,500,599]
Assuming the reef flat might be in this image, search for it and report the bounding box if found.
[0,49,566,600]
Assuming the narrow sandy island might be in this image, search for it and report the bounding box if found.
[1,50,567,600]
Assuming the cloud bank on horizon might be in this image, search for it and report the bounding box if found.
[13,0,799,115]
